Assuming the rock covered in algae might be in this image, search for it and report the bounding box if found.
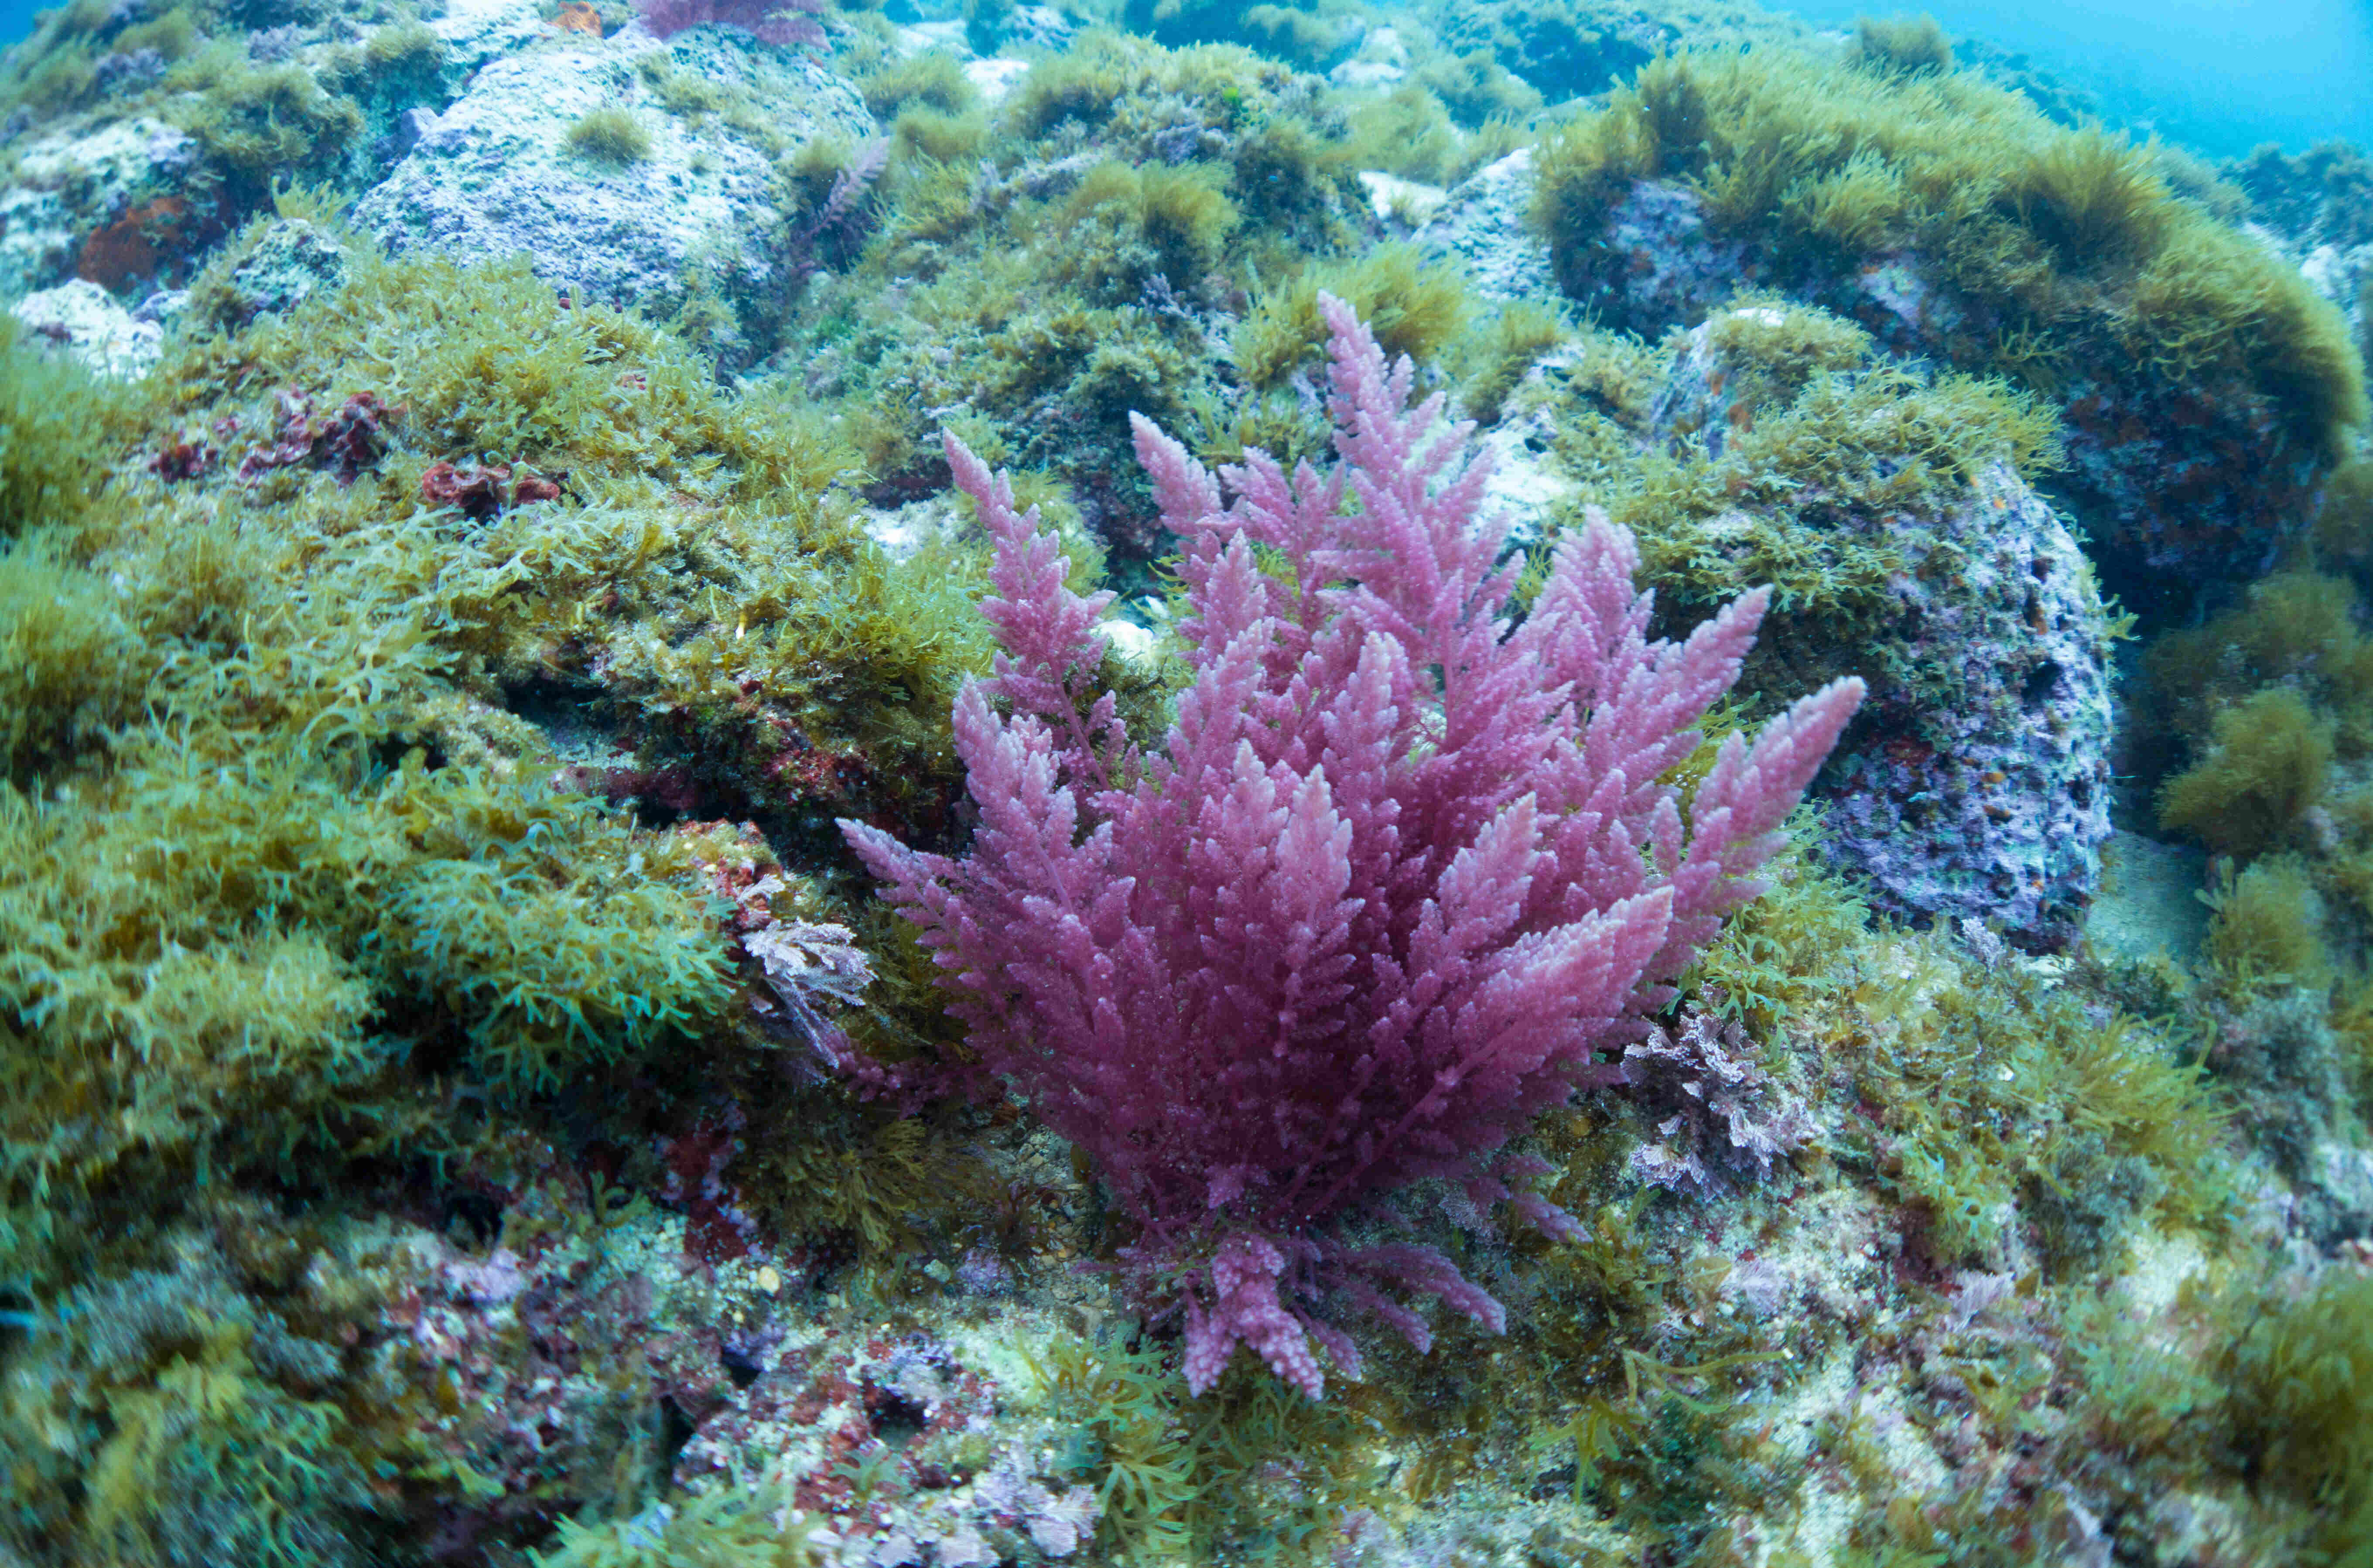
[354,27,869,371]
[9,275,162,376]
[1528,44,2365,602]
[1641,305,2117,945]
[1412,146,1554,301]
[0,115,198,296]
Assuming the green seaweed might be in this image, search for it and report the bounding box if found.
[1848,13,1955,77]
[532,1483,825,1566]
[1414,48,1544,128]
[2222,1267,2373,1561]
[162,47,368,203]
[1053,158,1239,298]
[0,315,140,539]
[858,48,978,120]
[1231,242,1474,392]
[1549,300,2065,716]
[2199,855,2335,993]
[1027,1332,1384,1565]
[1244,5,1349,68]
[792,27,1366,524]
[0,1206,442,1566]
[564,105,657,167]
[1529,48,2370,456]
[2158,689,2337,856]
[0,199,989,1386]
[1687,814,1873,1037]
[1454,297,1569,424]
[317,17,448,108]
[1840,937,2233,1274]
[2144,570,2373,755]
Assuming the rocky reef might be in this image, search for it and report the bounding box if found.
[0,2,2369,1566]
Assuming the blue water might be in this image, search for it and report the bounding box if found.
[0,2,38,57]
[1782,0,2373,155]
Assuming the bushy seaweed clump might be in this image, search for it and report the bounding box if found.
[1529,49,2369,459]
[1338,81,1528,188]
[2144,571,2373,995]
[532,1483,826,1566]
[2073,1258,2373,1565]
[1020,1332,1385,1564]
[1849,12,1954,77]
[2222,1266,2373,1551]
[1432,0,1800,104]
[0,1203,399,1567]
[1847,943,2232,1275]
[0,0,208,123]
[1230,242,1471,393]
[795,36,1320,526]
[2147,570,2373,765]
[564,104,656,166]
[2132,565,2373,1166]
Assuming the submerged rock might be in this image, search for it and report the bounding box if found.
[11,276,163,377]
[1809,466,2117,949]
[217,215,348,323]
[425,0,550,80]
[1550,168,2338,604]
[352,27,869,370]
[1640,306,2117,946]
[0,116,199,297]
[1413,147,1554,302]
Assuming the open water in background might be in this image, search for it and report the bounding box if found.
[1781,0,2373,155]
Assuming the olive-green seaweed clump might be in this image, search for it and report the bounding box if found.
[0,14,434,226]
[1024,1332,1384,1564]
[1848,12,1954,77]
[2228,137,2373,252]
[0,1202,431,1567]
[161,45,369,204]
[1339,82,1526,187]
[153,204,995,831]
[2201,854,2337,992]
[2146,570,2373,759]
[805,29,1554,546]
[1432,0,1801,104]
[0,0,204,124]
[0,313,134,536]
[533,1483,825,1566]
[2223,1266,2373,1552]
[564,104,656,167]
[2129,555,2373,1181]
[2157,688,2338,857]
[1530,49,2369,460]
[2088,1261,2373,1563]
[2145,571,2373,996]
[1231,242,1473,393]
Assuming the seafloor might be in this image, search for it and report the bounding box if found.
[0,0,2370,1564]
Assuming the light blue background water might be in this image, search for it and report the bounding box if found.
[1782,0,2373,155]
[0,0,2366,157]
